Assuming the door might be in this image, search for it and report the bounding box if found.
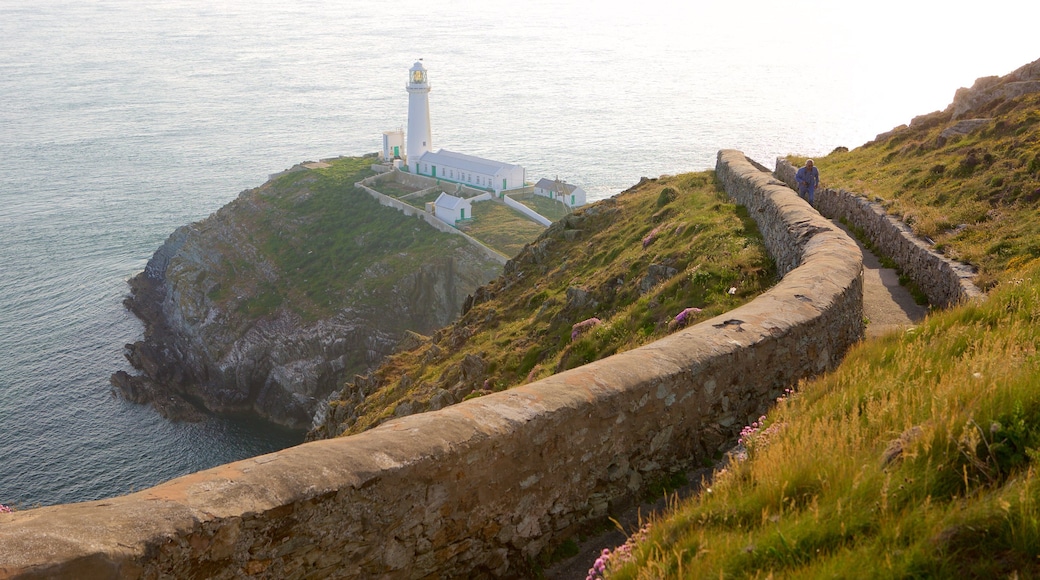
[393,146,399,157]
[460,208,465,220]
[432,166,437,178]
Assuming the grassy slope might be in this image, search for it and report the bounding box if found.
[334,172,776,435]
[204,157,480,322]
[794,91,1040,290]
[607,90,1040,577]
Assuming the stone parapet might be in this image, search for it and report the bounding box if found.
[0,150,863,579]
[775,158,982,307]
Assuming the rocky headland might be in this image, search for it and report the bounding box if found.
[112,156,504,429]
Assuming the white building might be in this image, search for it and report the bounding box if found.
[387,62,526,194]
[534,177,587,207]
[433,192,472,226]
[382,129,404,161]
[406,61,432,172]
[416,149,525,193]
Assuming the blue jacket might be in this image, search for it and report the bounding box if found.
[796,166,819,194]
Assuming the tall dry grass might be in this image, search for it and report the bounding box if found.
[607,260,1040,578]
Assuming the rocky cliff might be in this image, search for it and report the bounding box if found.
[112,157,503,430]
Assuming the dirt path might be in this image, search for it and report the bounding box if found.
[545,218,928,578]
[829,219,929,338]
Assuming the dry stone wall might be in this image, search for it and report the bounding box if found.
[0,150,863,579]
[775,158,982,307]
[355,176,508,265]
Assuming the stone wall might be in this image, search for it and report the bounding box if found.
[377,168,490,198]
[502,195,553,226]
[0,150,863,579]
[355,177,508,266]
[775,158,982,307]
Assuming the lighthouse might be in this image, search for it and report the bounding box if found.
[406,61,432,173]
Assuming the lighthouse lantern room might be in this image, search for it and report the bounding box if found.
[406,61,432,172]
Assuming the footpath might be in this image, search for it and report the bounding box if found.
[545,214,928,579]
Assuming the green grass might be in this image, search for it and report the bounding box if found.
[188,157,489,323]
[603,83,1040,579]
[400,189,443,209]
[798,91,1040,290]
[368,179,421,198]
[605,258,1040,579]
[512,193,572,222]
[460,200,548,257]
[330,171,776,435]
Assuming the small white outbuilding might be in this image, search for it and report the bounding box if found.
[382,129,404,161]
[433,192,472,226]
[534,177,586,208]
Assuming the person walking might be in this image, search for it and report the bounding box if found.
[795,159,820,206]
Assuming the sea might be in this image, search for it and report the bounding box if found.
[1,0,1036,508]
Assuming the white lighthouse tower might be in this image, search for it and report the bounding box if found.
[406,61,432,173]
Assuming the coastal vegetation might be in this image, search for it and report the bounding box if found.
[599,73,1040,578]
[459,200,547,256]
[793,92,1040,290]
[207,157,481,322]
[113,155,507,428]
[312,171,777,438]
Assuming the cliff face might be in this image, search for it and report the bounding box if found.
[112,157,503,429]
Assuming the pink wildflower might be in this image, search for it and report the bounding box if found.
[642,227,661,249]
[672,307,703,327]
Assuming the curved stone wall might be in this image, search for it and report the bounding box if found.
[0,150,863,579]
[775,158,982,307]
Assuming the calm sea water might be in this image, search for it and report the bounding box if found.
[1,0,1036,507]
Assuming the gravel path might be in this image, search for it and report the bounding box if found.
[829,218,928,338]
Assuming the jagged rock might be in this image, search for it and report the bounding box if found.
[937,118,991,146]
[949,58,1040,119]
[461,285,495,316]
[396,331,428,353]
[460,354,488,383]
[639,264,678,294]
[565,286,597,311]
[427,388,455,411]
[448,326,472,349]
[393,400,414,417]
[423,344,443,365]
[872,124,908,143]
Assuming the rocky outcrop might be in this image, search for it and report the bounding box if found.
[870,57,1040,143]
[949,57,1040,119]
[112,163,502,430]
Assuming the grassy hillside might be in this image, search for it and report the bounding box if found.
[318,172,777,437]
[600,71,1040,578]
[794,92,1040,290]
[201,157,485,322]
[606,258,1040,578]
